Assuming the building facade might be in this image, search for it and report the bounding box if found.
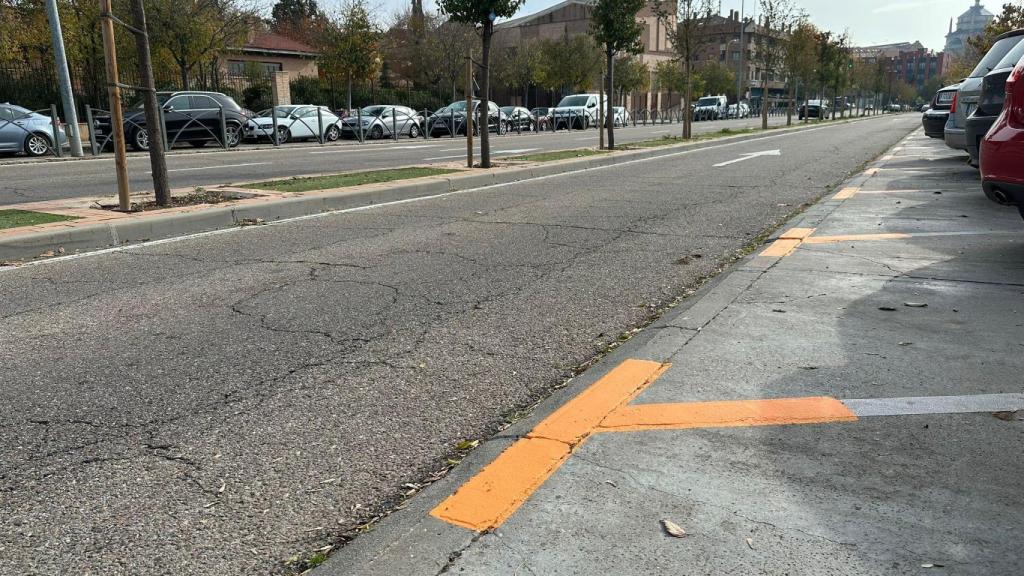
[225,31,319,80]
[854,42,949,95]
[945,0,994,58]
[697,10,789,108]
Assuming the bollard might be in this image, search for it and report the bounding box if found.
[392,109,398,141]
[358,107,364,143]
[218,106,228,149]
[84,105,98,156]
[50,104,62,157]
[450,108,455,139]
[317,106,324,144]
[424,109,430,140]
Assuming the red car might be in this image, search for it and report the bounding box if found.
[981,52,1024,219]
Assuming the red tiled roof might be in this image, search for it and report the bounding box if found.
[242,31,317,55]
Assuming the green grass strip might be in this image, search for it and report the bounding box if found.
[0,209,79,230]
[508,149,608,162]
[247,167,463,193]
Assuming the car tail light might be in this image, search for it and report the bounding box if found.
[949,92,957,114]
[1008,54,1024,128]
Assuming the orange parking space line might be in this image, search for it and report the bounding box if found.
[779,227,816,240]
[430,437,571,531]
[596,397,857,432]
[803,233,911,244]
[760,238,802,257]
[430,359,669,531]
[833,187,859,200]
[527,359,669,445]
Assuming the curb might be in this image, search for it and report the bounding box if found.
[0,117,881,263]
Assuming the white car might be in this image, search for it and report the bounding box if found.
[551,94,606,130]
[728,102,751,118]
[243,105,341,143]
[612,106,631,127]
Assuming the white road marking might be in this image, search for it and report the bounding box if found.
[713,149,781,167]
[423,148,538,161]
[310,145,438,154]
[844,393,1024,417]
[157,162,268,174]
[0,119,882,272]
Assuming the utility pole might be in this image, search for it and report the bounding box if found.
[45,0,83,157]
[130,0,170,206]
[99,0,131,211]
[736,0,744,104]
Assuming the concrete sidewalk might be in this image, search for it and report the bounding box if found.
[319,129,1024,575]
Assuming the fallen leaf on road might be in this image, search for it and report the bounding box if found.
[38,250,55,258]
[992,411,1021,421]
[456,439,480,450]
[217,479,226,494]
[661,519,687,538]
[921,563,945,568]
[878,306,897,312]
[745,538,754,549]
[772,309,786,313]
[236,218,265,227]
[604,480,617,488]
[898,341,913,346]
[904,302,928,308]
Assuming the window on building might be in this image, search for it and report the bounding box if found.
[261,62,283,74]
[227,60,246,76]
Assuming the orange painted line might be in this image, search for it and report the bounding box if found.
[778,227,816,240]
[759,238,802,257]
[528,359,669,444]
[430,359,669,531]
[833,187,859,200]
[429,437,571,531]
[597,397,857,432]
[803,233,911,244]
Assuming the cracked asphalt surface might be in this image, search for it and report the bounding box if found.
[0,115,917,575]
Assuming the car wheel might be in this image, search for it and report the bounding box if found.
[325,125,340,142]
[131,127,150,152]
[189,140,207,148]
[24,133,51,156]
[370,125,384,140]
[226,123,242,148]
[408,123,420,138]
[498,121,508,135]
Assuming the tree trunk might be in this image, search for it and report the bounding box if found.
[480,21,492,168]
[683,62,692,140]
[606,47,615,150]
[761,72,769,130]
[131,0,169,206]
[180,62,189,90]
[786,80,795,127]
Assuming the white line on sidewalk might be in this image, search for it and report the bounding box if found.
[844,393,1024,417]
[424,148,538,161]
[310,145,438,154]
[158,162,268,174]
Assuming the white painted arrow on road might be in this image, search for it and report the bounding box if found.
[713,149,781,167]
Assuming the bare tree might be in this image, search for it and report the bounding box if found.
[656,0,715,139]
[751,0,796,129]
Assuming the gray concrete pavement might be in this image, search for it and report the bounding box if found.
[321,128,1023,575]
[0,115,918,575]
[0,115,794,205]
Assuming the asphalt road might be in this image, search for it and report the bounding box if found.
[0,115,794,205]
[0,114,918,575]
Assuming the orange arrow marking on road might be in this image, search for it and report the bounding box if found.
[430,360,857,532]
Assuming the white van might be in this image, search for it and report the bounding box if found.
[693,95,728,120]
[550,94,607,130]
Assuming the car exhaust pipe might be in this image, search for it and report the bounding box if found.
[992,188,1010,204]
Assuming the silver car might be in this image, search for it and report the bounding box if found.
[0,103,68,156]
[945,30,1024,151]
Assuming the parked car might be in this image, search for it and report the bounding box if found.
[338,105,424,139]
[427,100,507,136]
[93,91,245,151]
[531,107,552,131]
[966,33,1024,166]
[799,100,830,119]
[981,52,1024,219]
[0,102,68,156]
[693,95,728,120]
[612,106,631,127]
[551,94,604,130]
[946,29,1024,152]
[243,105,341,143]
[500,106,535,131]
[728,102,751,118]
[922,84,960,139]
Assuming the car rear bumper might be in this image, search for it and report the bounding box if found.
[922,112,949,138]
[943,125,966,150]
[965,114,997,162]
[982,180,1024,207]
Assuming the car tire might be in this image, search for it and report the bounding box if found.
[189,140,207,148]
[370,125,384,140]
[498,121,508,135]
[131,127,150,152]
[24,133,51,156]
[325,125,340,142]
[226,123,242,148]
[408,123,420,138]
[275,126,291,144]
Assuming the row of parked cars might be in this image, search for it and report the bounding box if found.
[922,28,1024,220]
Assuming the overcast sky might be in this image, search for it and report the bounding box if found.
[352,0,985,52]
